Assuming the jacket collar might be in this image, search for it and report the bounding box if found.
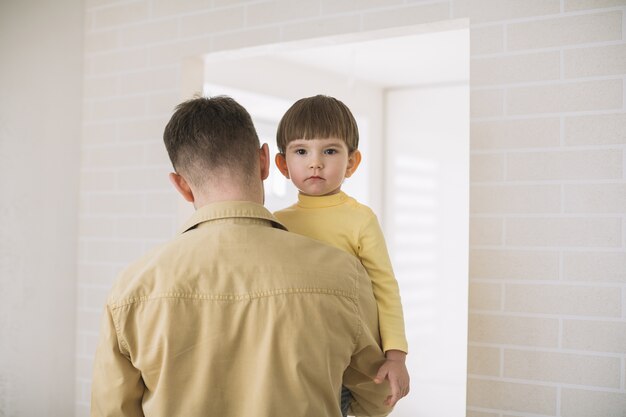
[178,200,286,235]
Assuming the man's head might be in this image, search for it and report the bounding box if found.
[276,95,359,154]
[164,96,269,206]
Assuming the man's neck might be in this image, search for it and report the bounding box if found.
[193,184,264,209]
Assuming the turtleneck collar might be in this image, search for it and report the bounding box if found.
[296,191,349,209]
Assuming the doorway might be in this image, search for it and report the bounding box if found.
[184,19,470,416]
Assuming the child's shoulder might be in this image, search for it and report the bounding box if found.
[342,194,376,217]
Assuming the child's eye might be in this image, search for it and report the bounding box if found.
[324,148,338,155]
[294,149,306,155]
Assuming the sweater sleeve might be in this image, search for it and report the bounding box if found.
[357,211,408,353]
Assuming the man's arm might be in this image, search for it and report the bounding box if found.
[91,305,145,417]
[344,346,393,416]
[343,264,394,417]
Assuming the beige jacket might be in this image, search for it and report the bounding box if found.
[91,201,392,417]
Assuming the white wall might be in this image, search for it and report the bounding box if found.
[0,0,83,415]
[385,84,469,416]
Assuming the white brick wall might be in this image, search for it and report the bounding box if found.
[466,1,626,416]
[77,0,626,416]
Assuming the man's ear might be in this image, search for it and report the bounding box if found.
[345,150,362,178]
[275,153,290,179]
[259,143,270,180]
[169,172,195,203]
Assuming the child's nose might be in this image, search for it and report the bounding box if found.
[309,156,323,169]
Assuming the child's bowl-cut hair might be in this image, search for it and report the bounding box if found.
[276,95,359,154]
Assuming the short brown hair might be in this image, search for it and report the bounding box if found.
[276,95,359,154]
[163,96,260,186]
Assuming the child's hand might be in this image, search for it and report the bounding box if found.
[373,350,410,407]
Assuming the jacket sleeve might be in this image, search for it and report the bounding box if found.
[343,264,393,417]
[358,211,408,353]
[91,304,145,417]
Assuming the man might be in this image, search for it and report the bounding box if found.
[90,96,393,417]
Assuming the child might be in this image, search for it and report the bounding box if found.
[274,95,409,416]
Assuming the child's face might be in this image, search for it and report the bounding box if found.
[276,137,360,196]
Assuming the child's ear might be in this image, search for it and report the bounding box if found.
[275,153,290,179]
[345,150,362,178]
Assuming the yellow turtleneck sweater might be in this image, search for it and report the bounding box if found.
[274,191,408,353]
